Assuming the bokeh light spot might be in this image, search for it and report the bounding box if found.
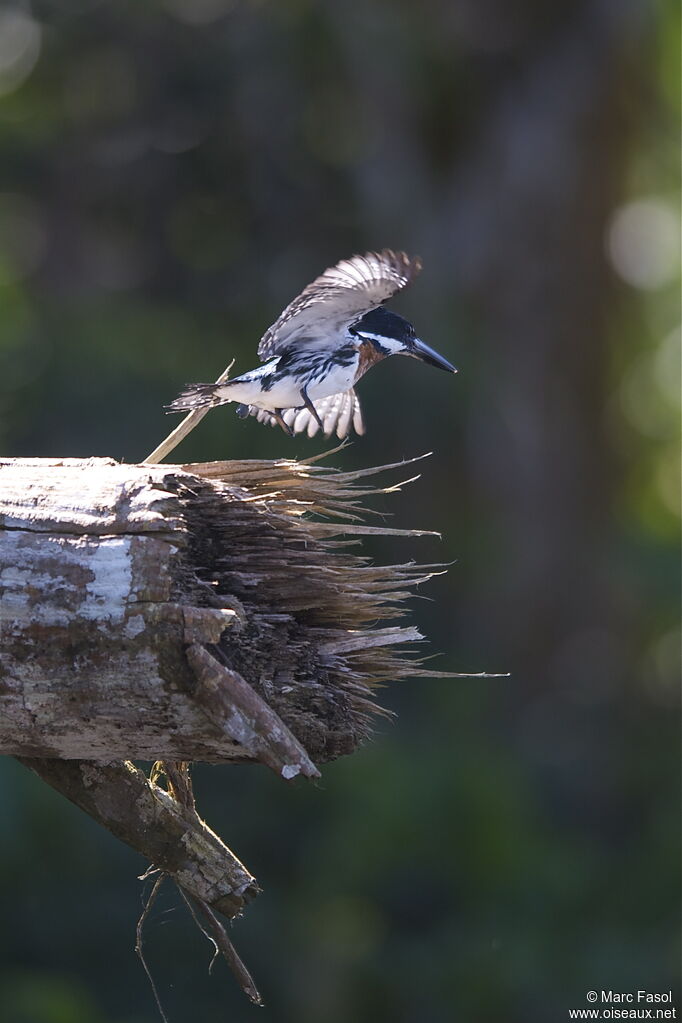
[0,9,41,98]
[607,197,680,290]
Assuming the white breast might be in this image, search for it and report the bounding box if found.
[307,361,358,402]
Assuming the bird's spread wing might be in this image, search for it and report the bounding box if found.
[258,249,421,361]
[244,390,365,439]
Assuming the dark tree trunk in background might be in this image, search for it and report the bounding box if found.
[444,0,645,686]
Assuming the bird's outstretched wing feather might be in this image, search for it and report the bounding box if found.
[258,249,421,361]
[244,390,365,439]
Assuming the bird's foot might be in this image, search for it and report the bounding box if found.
[300,387,325,431]
[272,409,295,437]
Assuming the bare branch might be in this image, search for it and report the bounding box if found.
[145,359,235,465]
[18,758,259,919]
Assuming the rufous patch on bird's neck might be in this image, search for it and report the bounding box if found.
[355,339,388,382]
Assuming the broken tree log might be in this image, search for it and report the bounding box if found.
[0,454,441,768]
[1,450,476,1002]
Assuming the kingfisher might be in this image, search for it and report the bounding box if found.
[166,249,456,438]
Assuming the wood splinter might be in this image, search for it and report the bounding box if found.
[187,643,320,781]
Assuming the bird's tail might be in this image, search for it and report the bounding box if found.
[165,382,228,413]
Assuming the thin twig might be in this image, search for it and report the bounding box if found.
[145,359,235,464]
[190,894,264,1006]
[136,874,170,1023]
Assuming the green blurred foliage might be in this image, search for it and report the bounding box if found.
[0,1,679,1021]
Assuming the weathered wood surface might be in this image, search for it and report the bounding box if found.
[1,455,441,767]
[1,458,266,764]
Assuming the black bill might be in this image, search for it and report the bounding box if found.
[410,338,457,373]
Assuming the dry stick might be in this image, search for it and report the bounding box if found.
[177,888,264,1006]
[189,896,264,1006]
[145,359,235,465]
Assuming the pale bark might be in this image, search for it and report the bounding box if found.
[0,458,310,772]
[1,456,404,768]
[1,455,446,768]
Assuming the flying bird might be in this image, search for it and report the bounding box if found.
[166,249,456,438]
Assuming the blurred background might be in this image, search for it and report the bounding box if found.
[0,1,679,1020]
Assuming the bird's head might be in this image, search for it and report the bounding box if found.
[350,307,457,373]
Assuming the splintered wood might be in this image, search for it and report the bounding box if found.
[0,452,450,767]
